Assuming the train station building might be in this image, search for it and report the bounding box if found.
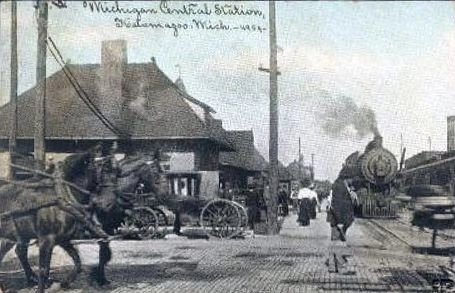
[0,40,265,198]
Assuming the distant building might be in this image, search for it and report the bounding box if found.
[405,151,445,169]
[219,130,267,190]
[402,116,455,188]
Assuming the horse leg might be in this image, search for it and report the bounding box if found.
[90,240,111,286]
[37,235,55,293]
[15,240,38,286]
[59,241,81,289]
[0,239,15,264]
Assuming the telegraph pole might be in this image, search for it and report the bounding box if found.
[400,133,403,156]
[35,0,48,171]
[298,137,302,182]
[257,1,279,234]
[267,0,279,234]
[311,153,315,181]
[8,0,18,179]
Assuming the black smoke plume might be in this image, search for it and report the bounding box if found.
[318,93,379,139]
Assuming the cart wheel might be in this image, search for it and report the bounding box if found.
[121,207,159,240]
[200,199,242,239]
[151,207,169,239]
[152,207,169,226]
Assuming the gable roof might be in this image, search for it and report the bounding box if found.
[220,130,267,172]
[0,61,232,150]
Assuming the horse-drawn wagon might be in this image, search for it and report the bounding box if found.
[117,189,249,240]
[0,150,251,292]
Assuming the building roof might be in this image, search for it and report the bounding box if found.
[0,57,233,150]
[405,151,445,169]
[220,130,267,172]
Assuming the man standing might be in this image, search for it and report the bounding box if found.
[278,187,289,216]
[308,184,319,219]
[246,183,260,230]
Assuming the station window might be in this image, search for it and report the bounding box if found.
[167,173,201,197]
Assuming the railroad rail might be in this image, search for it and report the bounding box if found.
[366,219,413,248]
[364,218,455,286]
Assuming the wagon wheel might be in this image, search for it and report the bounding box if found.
[200,199,242,239]
[121,207,159,240]
[151,207,169,239]
[151,207,169,226]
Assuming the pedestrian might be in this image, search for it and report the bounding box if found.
[296,183,313,226]
[290,188,299,212]
[325,169,358,274]
[246,183,260,230]
[173,209,183,236]
[328,178,356,241]
[278,188,289,216]
[308,183,318,219]
[326,189,333,212]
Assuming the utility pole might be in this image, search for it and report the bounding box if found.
[400,133,403,157]
[428,136,432,152]
[8,0,18,179]
[257,1,279,234]
[298,137,302,182]
[35,0,48,171]
[312,154,315,182]
[267,0,279,234]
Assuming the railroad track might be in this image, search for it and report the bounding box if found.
[366,219,413,248]
[365,218,455,285]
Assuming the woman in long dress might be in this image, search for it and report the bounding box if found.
[326,170,357,274]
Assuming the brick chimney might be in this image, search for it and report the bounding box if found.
[448,116,455,152]
[98,40,127,131]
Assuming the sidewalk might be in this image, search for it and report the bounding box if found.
[279,210,438,292]
[1,210,444,293]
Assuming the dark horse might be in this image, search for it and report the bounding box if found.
[0,151,112,292]
[0,151,163,292]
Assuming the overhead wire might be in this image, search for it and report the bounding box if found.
[46,36,124,136]
[46,41,123,137]
[46,36,130,139]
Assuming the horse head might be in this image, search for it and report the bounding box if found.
[61,151,97,205]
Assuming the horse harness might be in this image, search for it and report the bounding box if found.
[1,164,110,240]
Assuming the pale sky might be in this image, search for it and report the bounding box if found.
[1,1,455,181]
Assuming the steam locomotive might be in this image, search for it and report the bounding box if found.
[338,135,400,218]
